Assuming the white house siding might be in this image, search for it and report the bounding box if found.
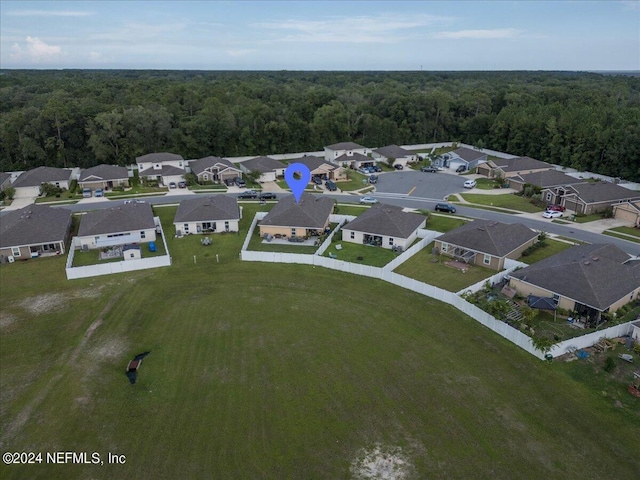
[13,186,41,198]
[341,229,418,250]
[371,153,416,167]
[173,219,239,235]
[138,160,185,172]
[259,172,277,183]
[77,228,157,249]
[324,147,368,163]
[163,174,185,186]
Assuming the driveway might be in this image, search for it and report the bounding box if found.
[374,170,469,201]
[3,195,37,210]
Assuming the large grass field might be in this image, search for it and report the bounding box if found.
[1,204,640,479]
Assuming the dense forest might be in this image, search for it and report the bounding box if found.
[1,70,639,180]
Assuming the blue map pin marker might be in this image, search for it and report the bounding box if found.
[284,163,311,204]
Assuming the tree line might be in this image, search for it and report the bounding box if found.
[1,70,639,180]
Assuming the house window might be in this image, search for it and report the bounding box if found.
[389,238,394,246]
[11,247,20,257]
[291,228,296,236]
[140,231,146,239]
[224,221,229,231]
[184,224,189,232]
[552,294,559,305]
[546,192,552,201]
[483,254,491,265]
[441,243,448,253]
[350,231,355,239]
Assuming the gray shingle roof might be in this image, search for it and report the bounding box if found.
[334,152,370,163]
[139,165,185,177]
[79,164,129,182]
[325,142,365,151]
[495,156,551,173]
[189,156,240,176]
[344,204,426,238]
[260,193,333,229]
[509,170,585,188]
[511,244,639,311]
[567,182,640,204]
[450,147,486,163]
[12,166,72,188]
[373,145,412,159]
[136,152,184,164]
[437,220,538,257]
[287,156,335,171]
[78,203,155,237]
[0,204,72,248]
[174,195,240,223]
[241,156,285,173]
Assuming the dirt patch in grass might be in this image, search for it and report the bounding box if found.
[16,287,104,316]
[0,312,18,329]
[351,444,413,480]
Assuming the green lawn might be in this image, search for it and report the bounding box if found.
[35,190,82,203]
[323,241,399,267]
[393,243,496,292]
[459,193,544,213]
[425,214,468,233]
[609,225,640,237]
[1,208,640,479]
[71,236,168,267]
[604,231,640,244]
[334,205,371,216]
[336,171,368,191]
[573,213,604,223]
[520,239,573,264]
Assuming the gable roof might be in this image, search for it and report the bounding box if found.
[509,170,586,188]
[0,204,72,248]
[373,145,413,159]
[174,195,240,223]
[241,156,284,173]
[288,156,337,172]
[189,156,240,176]
[79,164,129,182]
[334,152,370,163]
[450,147,486,163]
[344,204,426,239]
[496,156,552,173]
[259,193,333,229]
[0,172,11,188]
[139,164,185,177]
[12,166,72,188]
[566,182,640,204]
[511,244,639,311]
[325,142,365,151]
[136,152,184,164]
[437,220,538,257]
[78,202,155,237]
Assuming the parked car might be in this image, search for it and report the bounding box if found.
[420,166,439,173]
[359,196,378,204]
[259,192,276,200]
[238,190,258,199]
[312,176,323,185]
[168,182,177,189]
[95,188,104,197]
[434,203,457,213]
[368,175,378,184]
[82,188,92,198]
[542,210,563,219]
[325,180,337,191]
[178,181,187,188]
[224,178,235,186]
[546,204,566,212]
[124,199,146,204]
[394,164,404,170]
[357,167,370,174]
[234,177,246,188]
[456,165,467,173]
[372,165,382,172]
[463,180,477,189]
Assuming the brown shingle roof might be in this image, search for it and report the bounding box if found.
[437,220,538,257]
[344,204,426,239]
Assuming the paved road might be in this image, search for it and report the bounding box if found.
[374,170,466,201]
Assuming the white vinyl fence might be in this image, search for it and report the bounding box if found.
[456,260,528,296]
[383,230,442,272]
[316,215,354,256]
[548,322,638,357]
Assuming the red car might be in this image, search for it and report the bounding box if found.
[546,204,565,212]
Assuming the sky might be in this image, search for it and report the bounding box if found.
[1,1,639,70]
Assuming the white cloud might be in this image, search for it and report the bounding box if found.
[433,28,522,39]
[255,14,452,44]
[7,10,93,17]
[10,36,62,62]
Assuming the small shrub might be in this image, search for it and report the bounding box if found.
[603,356,616,373]
[112,186,125,192]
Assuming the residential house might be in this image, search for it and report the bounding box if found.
[259,193,333,238]
[613,200,640,227]
[324,142,372,168]
[372,145,418,168]
[0,204,72,259]
[0,172,11,192]
[287,156,347,182]
[189,156,242,184]
[434,220,538,271]
[76,202,156,249]
[476,156,552,179]
[11,166,73,198]
[239,156,286,182]
[506,169,585,193]
[441,147,487,171]
[541,181,640,215]
[173,195,241,235]
[79,164,129,191]
[509,243,640,324]
[136,152,186,186]
[341,204,426,250]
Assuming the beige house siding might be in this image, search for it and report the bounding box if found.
[613,203,640,226]
[507,238,537,259]
[259,225,312,238]
[476,163,493,177]
[1,240,66,259]
[79,179,129,190]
